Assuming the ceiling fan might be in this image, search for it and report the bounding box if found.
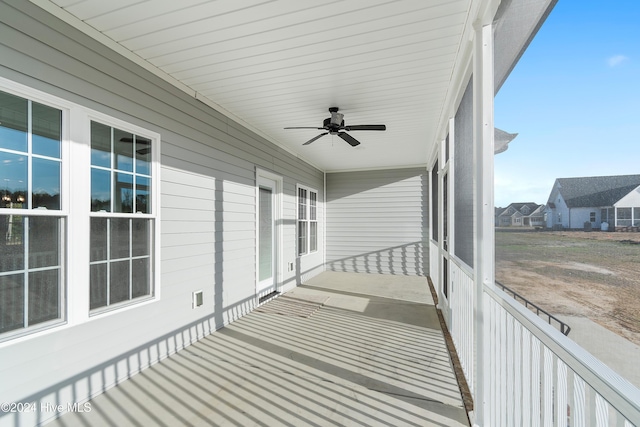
[120,137,151,155]
[284,107,386,146]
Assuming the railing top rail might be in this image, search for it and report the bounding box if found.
[485,284,640,425]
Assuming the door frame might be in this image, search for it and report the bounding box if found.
[255,168,283,299]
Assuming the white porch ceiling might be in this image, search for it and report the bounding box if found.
[36,0,475,172]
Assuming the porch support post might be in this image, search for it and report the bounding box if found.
[472,19,496,427]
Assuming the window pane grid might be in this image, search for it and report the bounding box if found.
[310,222,317,252]
[298,221,307,256]
[89,217,153,311]
[0,215,63,338]
[91,122,152,214]
[90,254,150,265]
[310,192,317,221]
[298,188,307,220]
[297,187,318,256]
[1,91,62,212]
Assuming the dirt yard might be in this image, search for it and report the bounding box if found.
[495,229,640,346]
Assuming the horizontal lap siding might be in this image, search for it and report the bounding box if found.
[0,1,323,424]
[326,168,428,276]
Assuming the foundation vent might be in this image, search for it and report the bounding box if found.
[192,290,203,308]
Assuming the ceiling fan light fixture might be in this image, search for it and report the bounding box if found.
[330,112,344,126]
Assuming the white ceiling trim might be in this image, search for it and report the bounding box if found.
[324,163,428,174]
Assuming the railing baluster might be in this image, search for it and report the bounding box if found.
[514,320,523,426]
[489,297,497,427]
[574,375,586,427]
[557,360,568,427]
[507,314,515,427]
[543,346,554,426]
[532,337,542,427]
[522,327,532,427]
[500,306,507,427]
[596,394,609,427]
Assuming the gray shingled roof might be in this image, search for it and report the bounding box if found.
[553,175,640,208]
[497,202,542,217]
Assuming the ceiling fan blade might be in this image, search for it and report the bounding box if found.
[337,132,361,147]
[344,124,386,131]
[284,127,324,129]
[303,132,328,145]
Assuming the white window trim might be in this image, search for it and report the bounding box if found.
[84,112,161,318]
[0,77,161,346]
[296,184,318,257]
[0,79,72,344]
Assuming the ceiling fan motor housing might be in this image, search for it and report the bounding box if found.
[328,107,344,128]
[323,117,344,133]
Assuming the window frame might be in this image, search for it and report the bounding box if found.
[296,184,318,257]
[0,82,70,342]
[616,207,632,227]
[86,112,160,316]
[0,77,161,345]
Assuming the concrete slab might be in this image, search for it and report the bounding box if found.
[302,271,435,304]
[558,315,640,389]
[49,272,468,426]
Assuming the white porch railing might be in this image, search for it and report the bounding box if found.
[483,285,640,427]
[429,241,639,426]
[450,260,475,395]
[429,240,439,291]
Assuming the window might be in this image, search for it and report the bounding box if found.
[1,89,65,338]
[617,208,632,227]
[0,78,159,342]
[297,185,318,256]
[590,212,596,223]
[89,121,154,312]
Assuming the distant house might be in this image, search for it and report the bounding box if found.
[545,174,640,230]
[496,202,544,227]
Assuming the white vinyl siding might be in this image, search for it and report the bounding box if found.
[326,168,427,276]
[0,3,324,424]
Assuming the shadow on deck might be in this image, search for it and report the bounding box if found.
[50,272,468,426]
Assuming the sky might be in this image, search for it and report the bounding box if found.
[494,1,640,207]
